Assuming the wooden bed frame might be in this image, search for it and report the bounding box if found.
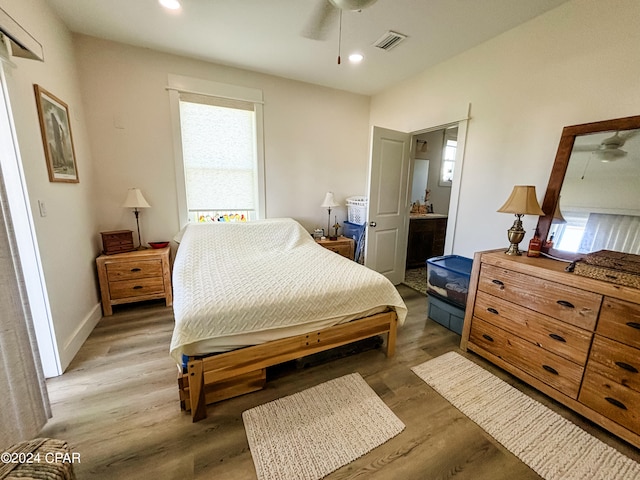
[177,310,398,422]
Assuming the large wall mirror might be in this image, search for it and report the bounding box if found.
[538,115,640,260]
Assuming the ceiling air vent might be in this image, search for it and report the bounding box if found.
[373,31,407,51]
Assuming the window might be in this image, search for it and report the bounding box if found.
[168,75,265,226]
[440,129,457,186]
[553,211,589,252]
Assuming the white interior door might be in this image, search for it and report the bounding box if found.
[365,126,411,284]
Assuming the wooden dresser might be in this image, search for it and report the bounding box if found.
[461,249,640,448]
[96,246,172,316]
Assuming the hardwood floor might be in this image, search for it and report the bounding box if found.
[40,286,640,479]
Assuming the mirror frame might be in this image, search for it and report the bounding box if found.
[538,114,640,260]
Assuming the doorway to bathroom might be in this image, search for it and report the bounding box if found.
[403,126,458,294]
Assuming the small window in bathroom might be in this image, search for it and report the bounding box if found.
[440,129,457,186]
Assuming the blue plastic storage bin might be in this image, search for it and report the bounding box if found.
[428,295,465,335]
[342,221,366,263]
[426,255,473,308]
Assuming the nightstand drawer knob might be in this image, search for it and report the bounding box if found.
[626,321,640,330]
[133,285,143,290]
[131,268,142,272]
[482,334,494,342]
[542,365,559,375]
[487,307,499,315]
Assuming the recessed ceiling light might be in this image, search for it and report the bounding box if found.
[349,53,364,63]
[159,0,181,10]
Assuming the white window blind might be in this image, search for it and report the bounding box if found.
[179,93,257,215]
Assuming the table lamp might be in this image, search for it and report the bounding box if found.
[123,188,151,249]
[321,192,339,239]
[497,185,544,256]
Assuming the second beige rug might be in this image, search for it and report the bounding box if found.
[412,351,640,480]
[242,372,405,480]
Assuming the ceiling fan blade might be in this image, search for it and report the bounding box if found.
[330,0,378,10]
[302,0,338,40]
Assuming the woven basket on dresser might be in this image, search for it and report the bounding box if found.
[0,438,76,480]
[574,249,640,289]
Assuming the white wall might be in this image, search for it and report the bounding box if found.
[370,0,640,258]
[72,35,371,243]
[0,0,101,371]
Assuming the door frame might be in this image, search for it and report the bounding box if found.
[0,54,61,377]
[409,118,469,257]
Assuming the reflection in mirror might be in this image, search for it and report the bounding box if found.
[538,115,640,260]
[551,129,640,254]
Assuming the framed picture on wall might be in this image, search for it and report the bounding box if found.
[34,85,79,183]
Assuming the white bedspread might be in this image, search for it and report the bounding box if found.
[170,218,407,363]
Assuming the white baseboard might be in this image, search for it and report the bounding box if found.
[57,302,102,374]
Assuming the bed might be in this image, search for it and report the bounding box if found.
[171,218,407,421]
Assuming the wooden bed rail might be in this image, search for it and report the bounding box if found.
[181,310,398,422]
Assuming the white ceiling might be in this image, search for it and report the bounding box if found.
[45,0,571,96]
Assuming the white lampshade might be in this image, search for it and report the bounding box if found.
[122,188,151,209]
[321,192,340,208]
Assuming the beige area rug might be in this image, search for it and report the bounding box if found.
[242,373,405,480]
[412,351,640,480]
[403,266,427,295]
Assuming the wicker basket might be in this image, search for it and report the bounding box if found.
[582,249,640,275]
[574,262,640,289]
[346,196,368,226]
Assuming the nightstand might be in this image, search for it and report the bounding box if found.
[316,236,355,260]
[96,247,172,316]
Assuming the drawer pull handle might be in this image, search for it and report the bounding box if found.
[131,268,142,272]
[542,365,559,375]
[491,279,504,287]
[548,333,566,343]
[556,300,575,309]
[626,322,640,330]
[615,361,639,373]
[605,397,627,410]
[487,307,499,315]
[482,334,494,342]
[133,285,143,290]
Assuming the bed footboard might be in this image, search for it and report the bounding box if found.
[180,310,398,422]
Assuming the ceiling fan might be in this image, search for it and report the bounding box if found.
[303,0,378,41]
[573,130,639,162]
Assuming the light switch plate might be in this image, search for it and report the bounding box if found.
[38,200,47,217]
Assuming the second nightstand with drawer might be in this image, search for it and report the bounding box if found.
[96,246,172,315]
[316,236,355,260]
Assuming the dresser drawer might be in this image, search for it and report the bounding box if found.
[478,264,601,330]
[579,369,640,434]
[597,297,640,349]
[109,277,166,300]
[469,317,584,398]
[473,291,592,365]
[585,335,640,393]
[106,260,163,281]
